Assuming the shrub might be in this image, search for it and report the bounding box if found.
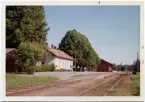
[55,68,72,72]
[49,64,56,71]
[26,66,35,74]
[35,64,56,72]
[17,42,48,74]
[131,73,140,96]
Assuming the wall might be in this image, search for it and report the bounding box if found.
[36,61,42,66]
[44,54,73,70]
[54,57,73,70]
[44,53,55,65]
[6,57,17,72]
[97,63,112,72]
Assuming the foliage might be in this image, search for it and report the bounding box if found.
[17,42,48,74]
[55,68,72,72]
[105,89,131,96]
[58,29,100,71]
[112,63,117,70]
[132,59,140,74]
[112,59,140,72]
[131,72,140,96]
[6,73,58,89]
[6,6,49,48]
[35,64,56,72]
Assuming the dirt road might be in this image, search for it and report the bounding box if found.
[7,72,131,96]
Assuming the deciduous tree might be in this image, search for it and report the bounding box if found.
[6,6,49,48]
[58,29,100,71]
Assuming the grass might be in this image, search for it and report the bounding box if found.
[105,89,131,96]
[131,72,140,96]
[105,90,117,94]
[106,73,140,96]
[6,73,58,90]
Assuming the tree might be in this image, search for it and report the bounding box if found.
[121,66,125,71]
[112,63,117,70]
[17,42,48,74]
[132,59,140,74]
[6,6,49,48]
[58,29,100,71]
[136,60,140,72]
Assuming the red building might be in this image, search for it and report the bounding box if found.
[96,59,113,72]
[6,48,19,72]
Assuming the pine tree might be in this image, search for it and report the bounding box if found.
[6,6,49,48]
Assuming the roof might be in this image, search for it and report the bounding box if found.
[6,48,15,54]
[100,59,112,65]
[48,48,74,60]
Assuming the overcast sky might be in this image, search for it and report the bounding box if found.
[44,6,140,65]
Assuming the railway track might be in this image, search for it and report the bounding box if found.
[102,75,124,96]
[76,73,128,96]
[7,72,126,96]
[7,74,108,96]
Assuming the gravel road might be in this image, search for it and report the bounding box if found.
[34,72,114,80]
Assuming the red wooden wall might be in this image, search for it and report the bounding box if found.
[96,59,112,72]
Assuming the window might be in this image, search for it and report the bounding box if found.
[65,62,66,68]
[59,61,61,68]
[70,62,72,66]
[63,62,64,68]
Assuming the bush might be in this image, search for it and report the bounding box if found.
[17,42,48,74]
[131,72,140,96]
[55,68,72,72]
[35,64,56,72]
[49,64,56,71]
[25,66,35,74]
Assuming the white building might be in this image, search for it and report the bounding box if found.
[44,45,74,70]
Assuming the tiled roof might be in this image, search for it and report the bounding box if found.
[101,59,112,65]
[49,48,74,60]
[6,48,15,54]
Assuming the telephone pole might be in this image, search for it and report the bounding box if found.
[133,52,139,74]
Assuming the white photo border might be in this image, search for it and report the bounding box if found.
[0,0,144,101]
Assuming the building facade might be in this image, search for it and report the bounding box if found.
[6,45,74,72]
[96,59,113,72]
[44,46,74,70]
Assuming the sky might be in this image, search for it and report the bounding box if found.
[44,6,140,65]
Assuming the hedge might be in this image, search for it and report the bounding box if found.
[55,68,72,72]
[35,64,55,72]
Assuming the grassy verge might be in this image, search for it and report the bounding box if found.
[105,89,131,96]
[6,73,58,90]
[131,72,140,96]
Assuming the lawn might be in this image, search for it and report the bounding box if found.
[131,72,140,96]
[6,73,58,90]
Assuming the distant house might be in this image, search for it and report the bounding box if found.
[6,48,18,72]
[96,59,113,72]
[6,48,43,72]
[44,45,74,70]
[6,45,74,72]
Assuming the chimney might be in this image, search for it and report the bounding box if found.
[51,44,54,48]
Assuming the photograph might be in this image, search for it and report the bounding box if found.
[6,5,140,96]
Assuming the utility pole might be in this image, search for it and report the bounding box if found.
[133,52,139,74]
[99,1,100,4]
[137,52,139,72]
[137,52,138,63]
[74,51,76,74]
